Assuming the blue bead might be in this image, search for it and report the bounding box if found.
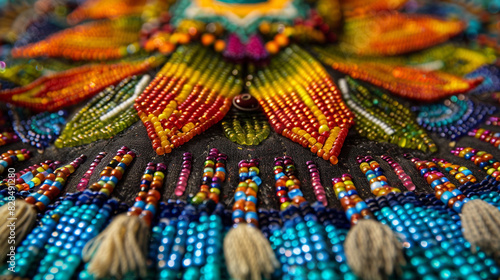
[440,191,454,205]
[234,191,246,201]
[246,195,257,204]
[288,189,303,199]
[245,212,258,221]
[38,195,51,205]
[345,207,358,221]
[252,176,262,186]
[346,190,357,196]
[133,201,146,209]
[355,201,368,212]
[232,210,245,219]
[431,180,442,188]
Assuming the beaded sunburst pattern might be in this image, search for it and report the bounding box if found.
[0,0,498,164]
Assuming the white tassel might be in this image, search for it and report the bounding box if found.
[344,219,405,280]
[82,214,149,278]
[461,199,500,263]
[223,224,280,280]
[0,199,37,263]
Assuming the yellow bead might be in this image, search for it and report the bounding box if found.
[318,125,330,134]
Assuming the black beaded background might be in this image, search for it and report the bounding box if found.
[0,66,498,213]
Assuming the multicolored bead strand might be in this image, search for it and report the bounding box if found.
[305,161,328,206]
[334,172,405,280]
[411,157,468,213]
[24,155,86,212]
[14,161,61,192]
[232,159,261,226]
[414,95,496,140]
[131,162,166,225]
[432,158,477,185]
[265,156,346,280]
[451,147,500,179]
[9,148,131,279]
[76,152,107,191]
[273,156,306,211]
[380,155,416,191]
[55,75,148,148]
[338,77,437,152]
[80,162,166,279]
[135,45,242,155]
[0,149,32,175]
[89,146,136,196]
[358,156,401,196]
[0,160,54,190]
[250,45,353,164]
[332,174,374,225]
[174,152,193,197]
[191,148,227,205]
[485,116,500,126]
[30,147,134,280]
[468,128,500,149]
[0,57,159,112]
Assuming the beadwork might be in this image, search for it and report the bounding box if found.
[358,156,401,196]
[305,161,328,206]
[174,152,193,197]
[250,46,354,164]
[0,149,31,175]
[55,76,148,148]
[191,148,227,205]
[338,77,437,152]
[380,155,416,191]
[76,152,107,191]
[232,159,261,226]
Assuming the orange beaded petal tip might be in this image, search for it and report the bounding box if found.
[134,45,242,156]
[0,57,160,112]
[11,17,142,61]
[249,45,354,165]
[316,50,482,102]
[341,0,408,18]
[341,12,465,56]
[67,0,147,24]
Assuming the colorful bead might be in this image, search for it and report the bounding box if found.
[273,156,306,210]
[358,156,401,196]
[0,57,159,112]
[232,158,260,226]
[25,155,86,212]
[432,158,477,185]
[332,174,374,225]
[191,148,227,206]
[0,149,32,175]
